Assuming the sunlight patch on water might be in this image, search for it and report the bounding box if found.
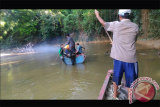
[50,63,59,65]
[0,60,22,65]
[1,54,11,56]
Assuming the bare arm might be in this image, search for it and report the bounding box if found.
[66,37,70,45]
[95,9,105,27]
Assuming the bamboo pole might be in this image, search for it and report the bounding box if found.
[103,27,113,43]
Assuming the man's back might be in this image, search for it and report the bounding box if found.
[67,37,75,50]
[105,19,139,63]
[77,45,82,53]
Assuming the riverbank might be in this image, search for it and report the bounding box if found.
[77,38,160,49]
[75,40,110,44]
[76,39,160,50]
[1,38,160,55]
[136,38,160,49]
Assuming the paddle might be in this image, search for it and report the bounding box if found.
[101,13,113,54]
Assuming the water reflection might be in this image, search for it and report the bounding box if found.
[76,64,85,71]
[66,65,74,71]
[7,64,14,82]
[0,43,160,99]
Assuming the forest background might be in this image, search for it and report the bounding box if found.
[0,9,160,50]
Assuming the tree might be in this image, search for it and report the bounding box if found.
[141,9,150,37]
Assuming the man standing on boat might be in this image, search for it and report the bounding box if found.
[95,9,139,100]
[66,33,76,65]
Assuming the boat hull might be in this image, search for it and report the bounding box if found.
[61,53,86,65]
[98,69,128,100]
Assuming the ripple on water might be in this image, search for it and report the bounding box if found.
[31,83,35,85]
[1,43,160,99]
[51,63,59,65]
[139,53,148,55]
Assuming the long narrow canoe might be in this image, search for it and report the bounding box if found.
[98,69,128,100]
[61,53,86,65]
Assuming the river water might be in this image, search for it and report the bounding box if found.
[1,42,160,99]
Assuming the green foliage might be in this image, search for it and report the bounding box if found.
[131,9,143,35]
[62,10,78,33]
[1,9,160,50]
[148,9,160,38]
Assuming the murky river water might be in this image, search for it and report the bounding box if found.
[1,42,160,99]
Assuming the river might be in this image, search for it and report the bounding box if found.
[1,42,160,99]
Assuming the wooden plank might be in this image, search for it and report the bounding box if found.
[98,69,113,100]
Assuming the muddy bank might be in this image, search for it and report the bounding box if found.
[136,39,160,49]
[76,39,160,49]
[76,39,160,50]
[75,40,110,44]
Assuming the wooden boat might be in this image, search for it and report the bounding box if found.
[61,53,86,65]
[98,69,128,100]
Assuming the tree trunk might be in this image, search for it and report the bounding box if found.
[141,9,150,37]
[110,9,111,21]
[78,10,81,34]
[116,9,118,21]
[96,19,98,35]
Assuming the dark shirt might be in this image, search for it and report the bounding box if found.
[66,37,75,50]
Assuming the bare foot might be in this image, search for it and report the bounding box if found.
[113,92,120,98]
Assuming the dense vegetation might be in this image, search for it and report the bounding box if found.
[0,9,160,50]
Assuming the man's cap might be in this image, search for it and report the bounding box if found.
[118,9,131,16]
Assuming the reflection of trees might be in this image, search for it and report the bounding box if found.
[71,64,85,82]
[139,52,160,83]
[7,64,14,83]
[61,63,87,98]
[71,70,78,82]
[69,64,87,98]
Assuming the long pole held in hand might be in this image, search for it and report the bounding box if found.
[95,9,113,43]
[104,27,113,43]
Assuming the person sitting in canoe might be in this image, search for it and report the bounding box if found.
[76,43,85,55]
[64,45,70,57]
[59,44,64,60]
[59,44,70,58]
[63,45,76,65]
